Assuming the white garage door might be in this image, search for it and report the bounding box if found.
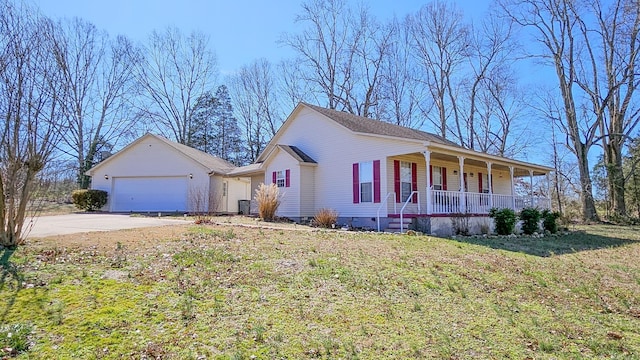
[112,177,188,212]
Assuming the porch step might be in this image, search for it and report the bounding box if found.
[385,218,412,233]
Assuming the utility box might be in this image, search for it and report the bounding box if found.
[238,200,250,215]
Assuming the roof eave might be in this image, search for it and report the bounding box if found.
[428,143,554,173]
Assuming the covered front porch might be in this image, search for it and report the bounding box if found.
[380,146,552,218]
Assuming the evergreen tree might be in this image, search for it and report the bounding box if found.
[625,137,640,219]
[190,91,218,154]
[212,85,243,165]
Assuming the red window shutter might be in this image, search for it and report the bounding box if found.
[394,160,400,202]
[285,169,290,187]
[373,160,381,203]
[411,162,418,203]
[272,171,276,184]
[478,172,483,192]
[442,167,448,191]
[352,163,360,204]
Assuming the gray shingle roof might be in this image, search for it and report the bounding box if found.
[227,163,263,176]
[303,103,461,147]
[154,135,236,174]
[278,145,317,163]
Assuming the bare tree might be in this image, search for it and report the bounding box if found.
[465,16,517,151]
[476,68,533,158]
[572,0,640,218]
[500,0,600,221]
[1,0,65,246]
[279,58,314,109]
[136,27,217,145]
[281,0,391,117]
[227,59,283,163]
[408,0,469,142]
[52,18,139,188]
[377,17,427,128]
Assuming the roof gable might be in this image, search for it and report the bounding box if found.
[86,133,235,175]
[302,103,461,147]
[153,135,235,174]
[278,145,317,164]
[257,102,462,163]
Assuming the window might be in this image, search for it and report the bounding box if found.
[482,173,490,193]
[400,161,413,201]
[353,160,380,204]
[272,169,290,188]
[276,170,285,187]
[223,182,228,196]
[432,166,443,190]
[359,161,373,202]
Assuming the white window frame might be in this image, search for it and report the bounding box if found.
[432,166,443,191]
[482,173,490,193]
[359,161,373,203]
[276,170,285,188]
[400,161,412,202]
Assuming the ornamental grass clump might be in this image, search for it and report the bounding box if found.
[254,183,280,221]
[313,208,338,228]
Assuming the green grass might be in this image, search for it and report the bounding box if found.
[1,224,639,358]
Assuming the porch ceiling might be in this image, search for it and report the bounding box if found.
[424,151,549,177]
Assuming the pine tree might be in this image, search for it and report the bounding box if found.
[190,92,218,154]
[212,85,243,165]
[625,137,640,219]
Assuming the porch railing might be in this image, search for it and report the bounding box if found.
[399,191,420,233]
[377,192,396,232]
[430,189,550,214]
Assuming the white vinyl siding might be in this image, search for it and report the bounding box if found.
[299,165,316,217]
[88,135,211,212]
[266,149,300,218]
[274,107,425,217]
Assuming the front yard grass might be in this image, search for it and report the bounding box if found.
[1,224,639,359]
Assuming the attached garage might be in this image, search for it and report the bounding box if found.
[85,133,245,213]
[112,177,188,212]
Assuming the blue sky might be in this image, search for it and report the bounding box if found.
[31,0,492,75]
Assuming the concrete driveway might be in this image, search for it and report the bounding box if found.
[25,213,189,238]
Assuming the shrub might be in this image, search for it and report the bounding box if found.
[71,189,107,211]
[254,183,280,221]
[488,208,517,235]
[313,208,338,228]
[541,209,561,233]
[520,207,541,235]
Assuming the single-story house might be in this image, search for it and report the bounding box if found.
[87,103,552,235]
[254,103,553,235]
[86,133,252,214]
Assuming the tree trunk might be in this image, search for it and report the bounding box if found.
[576,144,599,221]
[606,140,626,218]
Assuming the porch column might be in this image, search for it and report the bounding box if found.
[486,162,493,209]
[529,169,534,207]
[423,151,432,215]
[509,166,515,210]
[458,156,465,213]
